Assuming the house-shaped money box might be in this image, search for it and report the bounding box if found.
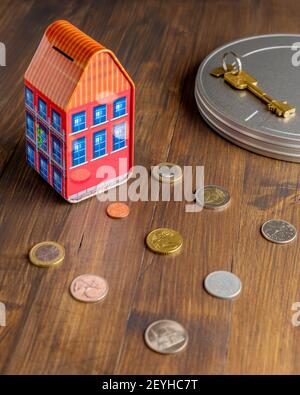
[24,20,134,202]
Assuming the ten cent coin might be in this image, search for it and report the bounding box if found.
[151,162,182,183]
[29,241,65,268]
[70,274,109,303]
[196,185,231,210]
[144,319,188,354]
[204,271,242,299]
[261,219,297,244]
[106,202,130,219]
[146,228,183,255]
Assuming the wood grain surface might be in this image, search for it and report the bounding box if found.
[1,0,300,374]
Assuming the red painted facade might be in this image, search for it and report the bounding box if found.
[66,89,132,198]
[25,81,66,197]
[24,20,135,203]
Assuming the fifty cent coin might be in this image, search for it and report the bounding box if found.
[144,319,188,354]
[196,185,230,210]
[261,219,297,244]
[29,241,65,268]
[70,274,109,303]
[146,228,183,255]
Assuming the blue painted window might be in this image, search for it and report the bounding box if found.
[53,167,62,193]
[113,122,126,151]
[38,97,47,120]
[93,105,106,125]
[26,144,35,167]
[26,112,34,140]
[25,87,34,108]
[72,137,86,167]
[52,110,61,131]
[113,97,126,118]
[52,136,62,164]
[93,130,106,159]
[72,111,86,133]
[37,123,48,152]
[39,155,48,181]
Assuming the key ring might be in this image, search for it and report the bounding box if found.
[222,51,242,75]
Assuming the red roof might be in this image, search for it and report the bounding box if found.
[25,20,133,110]
[46,20,104,67]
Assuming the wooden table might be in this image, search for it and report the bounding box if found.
[1,0,300,375]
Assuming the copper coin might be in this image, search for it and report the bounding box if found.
[70,274,109,303]
[106,202,130,219]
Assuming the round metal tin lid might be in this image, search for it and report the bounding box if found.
[196,34,300,141]
[197,97,300,162]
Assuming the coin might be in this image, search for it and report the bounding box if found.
[204,271,242,299]
[146,228,183,255]
[144,319,188,354]
[106,202,130,219]
[0,302,5,327]
[151,162,182,183]
[261,219,297,244]
[29,241,65,267]
[195,185,230,210]
[70,274,109,303]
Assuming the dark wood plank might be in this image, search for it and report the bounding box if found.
[1,0,300,374]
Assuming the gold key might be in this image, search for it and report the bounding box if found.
[211,53,296,118]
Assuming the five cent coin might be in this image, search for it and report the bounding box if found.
[29,241,65,268]
[261,219,297,244]
[196,185,231,210]
[146,228,183,255]
[144,319,188,354]
[204,271,242,299]
[152,162,182,184]
[106,202,130,219]
[70,274,109,303]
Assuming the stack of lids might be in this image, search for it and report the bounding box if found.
[195,34,300,162]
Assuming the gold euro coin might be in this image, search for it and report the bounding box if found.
[146,228,183,255]
[29,241,65,268]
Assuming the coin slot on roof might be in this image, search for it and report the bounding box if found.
[53,46,74,62]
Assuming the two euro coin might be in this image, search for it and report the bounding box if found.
[195,185,230,210]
